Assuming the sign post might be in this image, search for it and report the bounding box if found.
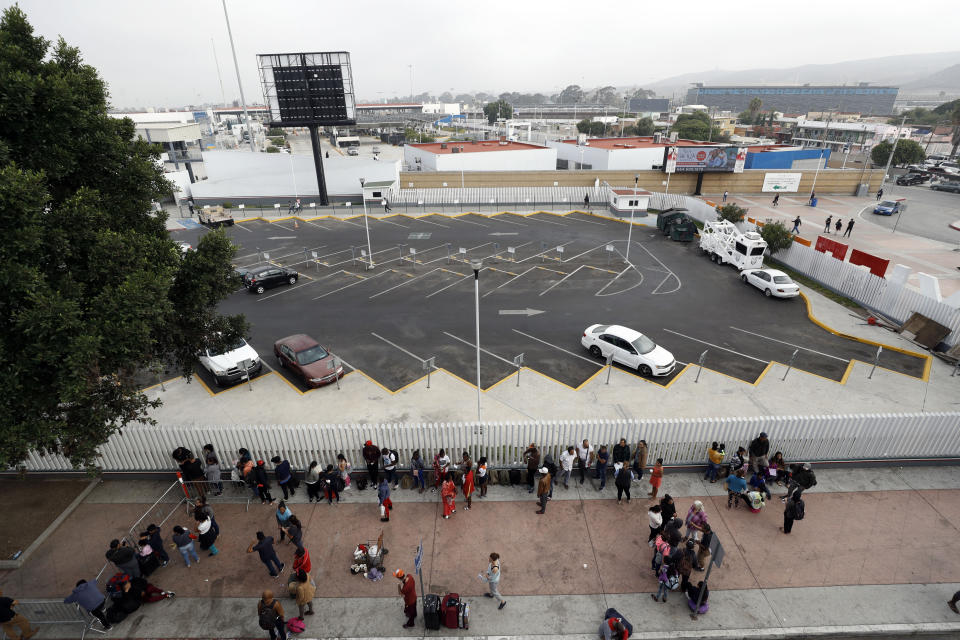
[868,345,883,379]
[691,537,724,620]
[414,538,425,609]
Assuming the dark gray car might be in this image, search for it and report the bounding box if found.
[243,265,299,294]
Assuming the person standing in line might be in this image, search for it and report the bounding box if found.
[248,531,284,578]
[362,440,380,488]
[480,552,506,610]
[411,450,426,494]
[614,463,632,504]
[704,442,723,483]
[193,495,219,536]
[535,466,551,515]
[647,504,663,543]
[748,432,770,472]
[584,193,590,210]
[844,219,855,238]
[433,449,451,493]
[323,464,342,504]
[559,446,576,489]
[292,547,311,579]
[808,191,816,206]
[462,462,475,510]
[194,511,219,557]
[441,473,456,519]
[271,456,296,500]
[722,190,728,203]
[659,494,677,524]
[203,445,223,495]
[835,217,842,234]
[292,569,315,620]
[282,516,304,553]
[651,562,674,603]
[876,188,883,201]
[648,458,664,500]
[394,569,417,628]
[275,501,293,542]
[254,460,276,505]
[105,539,141,578]
[612,438,631,467]
[523,443,540,494]
[684,501,708,541]
[181,453,206,499]
[772,193,780,207]
[595,445,610,491]
[305,461,321,503]
[791,216,801,234]
[633,440,648,481]
[476,456,489,498]
[381,447,399,490]
[378,477,392,522]
[337,453,352,490]
[780,488,804,534]
[725,468,748,509]
[64,579,111,630]
[696,523,713,570]
[171,526,199,568]
[257,590,286,640]
[0,590,38,640]
[576,439,594,485]
[824,215,832,233]
[145,524,169,567]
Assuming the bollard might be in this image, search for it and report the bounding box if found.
[868,345,883,379]
[399,244,406,266]
[695,349,708,383]
[514,353,524,387]
[605,353,614,384]
[781,349,799,381]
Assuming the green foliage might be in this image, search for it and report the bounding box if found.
[575,119,606,136]
[267,127,284,136]
[671,111,712,140]
[759,220,794,254]
[266,146,280,153]
[221,202,233,209]
[269,136,285,146]
[483,100,513,125]
[716,203,747,223]
[633,117,655,136]
[870,139,925,167]
[0,6,246,469]
[748,97,762,115]
[404,127,436,143]
[737,110,752,123]
[932,98,960,116]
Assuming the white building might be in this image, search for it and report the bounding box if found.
[403,139,556,172]
[547,136,678,170]
[421,103,461,115]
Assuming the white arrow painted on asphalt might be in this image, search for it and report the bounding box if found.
[499,308,545,317]
[489,232,519,236]
[267,236,298,240]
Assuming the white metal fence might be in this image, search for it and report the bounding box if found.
[773,241,960,346]
[389,185,609,208]
[18,413,960,473]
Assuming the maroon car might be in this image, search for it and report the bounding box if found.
[273,334,343,388]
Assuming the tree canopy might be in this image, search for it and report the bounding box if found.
[0,6,246,469]
[716,203,747,223]
[760,221,794,254]
[483,99,513,124]
[870,139,926,167]
[670,111,726,142]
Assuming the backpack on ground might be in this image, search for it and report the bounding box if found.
[356,476,367,491]
[286,617,305,634]
[793,498,805,520]
[106,572,128,600]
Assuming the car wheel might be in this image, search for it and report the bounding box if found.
[638,364,652,376]
[589,345,602,358]
[764,288,773,297]
[288,276,297,285]
[741,274,748,283]
[255,284,265,294]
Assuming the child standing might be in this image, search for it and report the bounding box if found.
[648,458,664,500]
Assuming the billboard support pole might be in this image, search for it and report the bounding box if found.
[221,0,256,153]
[308,125,330,206]
[694,172,704,196]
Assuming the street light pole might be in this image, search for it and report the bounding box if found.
[471,259,483,422]
[625,174,638,263]
[881,115,908,189]
[221,0,256,153]
[359,178,374,269]
[809,148,825,198]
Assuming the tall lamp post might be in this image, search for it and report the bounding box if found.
[809,148,826,199]
[625,174,639,263]
[471,259,483,422]
[359,178,374,269]
[881,115,908,190]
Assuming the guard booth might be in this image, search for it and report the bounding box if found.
[608,188,651,217]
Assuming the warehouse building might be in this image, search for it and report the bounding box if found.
[685,83,898,116]
[403,139,556,172]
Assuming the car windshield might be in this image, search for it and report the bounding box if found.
[631,334,657,355]
[592,325,609,334]
[296,344,328,365]
[773,276,793,284]
[879,201,897,207]
[208,338,246,356]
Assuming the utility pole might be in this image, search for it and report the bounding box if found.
[880,115,908,187]
[221,0,256,153]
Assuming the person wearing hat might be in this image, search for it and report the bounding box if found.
[362,440,381,487]
[748,432,770,473]
[535,466,551,514]
[394,569,417,628]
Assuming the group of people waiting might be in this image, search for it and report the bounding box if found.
[647,495,712,612]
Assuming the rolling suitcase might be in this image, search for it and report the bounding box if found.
[458,601,470,629]
[603,608,633,635]
[424,594,441,630]
[441,593,460,629]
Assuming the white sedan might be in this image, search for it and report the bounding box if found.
[581,324,676,377]
[740,268,800,298]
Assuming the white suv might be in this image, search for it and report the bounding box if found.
[199,338,262,386]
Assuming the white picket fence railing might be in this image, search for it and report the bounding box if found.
[18,413,960,472]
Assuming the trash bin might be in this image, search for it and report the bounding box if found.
[810,197,818,207]
[656,208,689,235]
[670,220,696,242]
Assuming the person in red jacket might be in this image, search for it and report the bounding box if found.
[441,473,456,519]
[293,547,311,575]
[462,464,475,511]
[394,569,417,628]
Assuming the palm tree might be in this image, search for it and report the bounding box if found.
[748,97,763,119]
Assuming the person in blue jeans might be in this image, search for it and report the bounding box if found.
[248,532,284,577]
[171,525,199,568]
[411,450,426,493]
[725,469,747,509]
[595,445,609,491]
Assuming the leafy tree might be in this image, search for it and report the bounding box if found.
[267,127,284,136]
[266,146,280,152]
[748,97,762,118]
[932,98,960,116]
[576,119,605,135]
[671,112,711,140]
[760,221,794,254]
[870,139,925,167]
[716,203,747,223]
[454,93,475,105]
[591,85,621,106]
[633,117,655,136]
[630,88,656,99]
[438,91,454,103]
[737,110,752,123]
[0,7,246,469]
[484,99,513,125]
[559,84,584,104]
[403,127,435,143]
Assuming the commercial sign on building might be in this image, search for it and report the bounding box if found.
[664,146,740,172]
[762,173,802,192]
[664,146,677,174]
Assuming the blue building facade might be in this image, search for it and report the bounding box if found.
[686,85,898,116]
[745,147,832,170]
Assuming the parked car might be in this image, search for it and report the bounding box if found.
[931,181,960,193]
[243,265,299,294]
[199,337,262,386]
[347,147,359,156]
[176,241,192,254]
[895,173,929,186]
[873,200,904,215]
[274,334,343,388]
[580,324,676,377]
[739,268,800,298]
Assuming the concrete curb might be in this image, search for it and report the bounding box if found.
[0,478,99,569]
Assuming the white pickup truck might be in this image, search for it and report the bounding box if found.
[199,338,262,386]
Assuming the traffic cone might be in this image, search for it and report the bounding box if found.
[294,219,299,229]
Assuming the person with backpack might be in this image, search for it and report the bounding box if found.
[257,590,286,640]
[780,488,804,534]
[254,460,276,505]
[381,448,399,490]
[651,560,675,603]
[271,456,296,500]
[783,462,817,501]
[194,511,219,557]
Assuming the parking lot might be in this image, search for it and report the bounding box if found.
[172,211,928,394]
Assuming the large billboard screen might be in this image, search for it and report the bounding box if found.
[664,146,741,172]
[258,51,356,126]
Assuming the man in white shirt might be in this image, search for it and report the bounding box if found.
[576,439,594,485]
[558,446,576,489]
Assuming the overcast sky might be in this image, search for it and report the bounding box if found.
[6,0,960,108]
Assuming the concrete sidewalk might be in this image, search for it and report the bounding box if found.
[2,466,960,638]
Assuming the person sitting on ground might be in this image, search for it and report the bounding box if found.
[744,490,766,513]
[119,575,174,613]
[769,452,786,486]
[686,580,709,612]
[749,467,772,500]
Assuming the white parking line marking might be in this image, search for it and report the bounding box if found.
[452,216,490,227]
[515,240,576,264]
[411,216,450,228]
[329,217,366,228]
[255,270,345,301]
[370,333,427,363]
[443,331,515,366]
[369,268,445,299]
[728,326,849,362]
[301,220,333,231]
[526,215,568,226]
[635,243,681,294]
[482,266,539,297]
[232,224,254,233]
[271,222,298,232]
[425,273,473,298]
[565,215,607,226]
[374,218,409,228]
[511,329,602,366]
[595,265,640,296]
[661,329,767,363]
[539,265,586,296]
[490,215,528,227]
[562,242,614,263]
[312,270,391,299]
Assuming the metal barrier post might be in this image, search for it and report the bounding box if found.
[514,353,524,386]
[605,353,614,384]
[868,345,882,379]
[695,350,708,383]
[781,349,799,381]
[399,243,406,266]
[423,357,436,389]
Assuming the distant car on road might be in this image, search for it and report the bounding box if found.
[243,265,299,294]
[739,268,800,298]
[930,181,960,193]
[895,173,929,186]
[581,324,676,377]
[274,334,343,388]
[873,200,904,215]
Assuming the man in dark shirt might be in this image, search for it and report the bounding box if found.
[248,531,284,577]
[612,439,630,465]
[105,539,141,578]
[362,440,381,486]
[748,432,770,472]
[0,590,38,639]
[522,443,540,494]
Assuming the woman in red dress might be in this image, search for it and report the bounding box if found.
[441,473,456,519]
